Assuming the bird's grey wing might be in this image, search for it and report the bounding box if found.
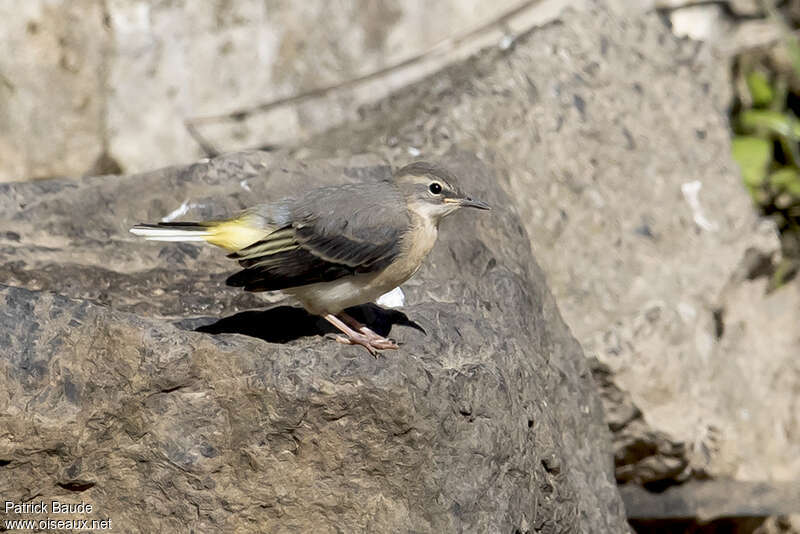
[226,182,410,292]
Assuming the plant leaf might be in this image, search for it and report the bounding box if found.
[747,71,774,107]
[732,136,772,188]
[740,109,800,138]
[770,167,800,196]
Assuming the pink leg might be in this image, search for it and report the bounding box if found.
[338,311,399,350]
[323,314,378,356]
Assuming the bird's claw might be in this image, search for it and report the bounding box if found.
[333,333,398,356]
[358,327,399,350]
[325,313,398,357]
[367,337,399,350]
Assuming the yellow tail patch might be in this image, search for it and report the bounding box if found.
[206,219,270,251]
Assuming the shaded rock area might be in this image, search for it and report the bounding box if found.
[590,360,688,489]
[300,0,797,508]
[622,480,800,532]
[0,154,629,532]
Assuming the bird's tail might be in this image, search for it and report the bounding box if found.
[130,217,270,252]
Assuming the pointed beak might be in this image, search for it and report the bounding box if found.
[457,196,491,210]
[443,195,490,210]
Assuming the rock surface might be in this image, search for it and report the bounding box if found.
[4,0,796,528]
[621,480,800,521]
[0,0,558,181]
[0,154,629,532]
[298,0,796,492]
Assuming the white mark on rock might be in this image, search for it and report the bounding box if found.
[161,201,203,222]
[586,189,605,209]
[376,287,405,308]
[240,179,252,192]
[669,5,723,41]
[681,180,718,232]
[407,146,421,157]
[499,34,514,50]
[677,301,696,322]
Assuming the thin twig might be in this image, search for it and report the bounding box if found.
[184,0,544,155]
[185,119,221,158]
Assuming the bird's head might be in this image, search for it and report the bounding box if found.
[393,162,490,225]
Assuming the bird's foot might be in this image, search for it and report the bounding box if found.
[333,334,399,357]
[333,334,378,357]
[357,325,399,349]
[325,312,399,356]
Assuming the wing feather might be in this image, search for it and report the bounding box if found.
[225,181,410,292]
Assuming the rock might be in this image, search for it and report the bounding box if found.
[657,0,778,55]
[0,1,108,181]
[667,4,732,42]
[298,0,792,492]
[711,275,800,481]
[654,0,761,17]
[756,515,800,534]
[0,154,629,532]
[0,0,560,181]
[590,360,689,487]
[621,480,800,522]
[728,0,762,17]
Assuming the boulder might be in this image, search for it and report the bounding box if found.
[299,1,794,490]
[622,479,800,531]
[0,0,539,181]
[0,154,629,532]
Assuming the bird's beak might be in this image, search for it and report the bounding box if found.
[445,196,491,210]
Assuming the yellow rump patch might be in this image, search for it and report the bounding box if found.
[206,219,269,251]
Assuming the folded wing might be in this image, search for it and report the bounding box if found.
[226,182,409,292]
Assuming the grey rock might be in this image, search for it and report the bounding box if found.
[0,154,629,532]
[621,480,800,521]
[0,1,108,181]
[0,0,545,181]
[710,275,800,481]
[667,4,732,42]
[657,0,781,56]
[590,360,689,486]
[654,0,759,16]
[728,0,762,17]
[756,515,800,534]
[299,2,791,487]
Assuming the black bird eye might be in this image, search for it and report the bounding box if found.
[429,182,442,194]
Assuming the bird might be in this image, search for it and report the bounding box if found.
[130,161,490,355]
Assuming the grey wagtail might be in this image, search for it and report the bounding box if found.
[130,162,490,355]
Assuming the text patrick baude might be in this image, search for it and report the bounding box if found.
[5,501,93,514]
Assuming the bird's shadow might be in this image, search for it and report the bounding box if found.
[188,303,425,344]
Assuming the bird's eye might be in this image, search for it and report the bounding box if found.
[429,182,442,195]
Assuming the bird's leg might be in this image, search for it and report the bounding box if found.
[337,311,399,350]
[323,314,379,356]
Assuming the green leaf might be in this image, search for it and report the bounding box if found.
[770,167,800,196]
[769,258,797,292]
[740,109,800,138]
[747,71,774,107]
[769,167,798,187]
[732,136,772,188]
